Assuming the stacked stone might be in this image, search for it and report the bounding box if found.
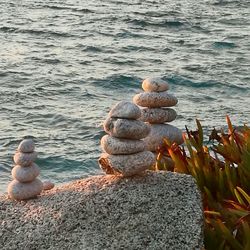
[133,77,183,152]
[99,101,155,177]
[8,139,43,200]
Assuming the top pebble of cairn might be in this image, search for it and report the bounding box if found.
[142,77,170,92]
[17,139,35,153]
[108,100,141,119]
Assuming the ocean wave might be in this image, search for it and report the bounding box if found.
[91,74,141,89]
[0,0,249,193]
[212,41,237,49]
[0,26,73,38]
[125,18,187,28]
[166,75,248,91]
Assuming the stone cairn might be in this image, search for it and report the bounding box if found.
[99,101,155,177]
[8,139,45,200]
[133,77,183,153]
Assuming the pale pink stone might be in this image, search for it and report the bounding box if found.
[43,181,55,191]
[13,151,38,167]
[109,101,141,119]
[142,77,170,92]
[12,163,40,183]
[17,139,35,153]
[8,178,43,200]
[99,151,155,177]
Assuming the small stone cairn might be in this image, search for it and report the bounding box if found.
[8,139,43,200]
[133,77,183,152]
[99,101,155,177]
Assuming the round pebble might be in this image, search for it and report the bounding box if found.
[103,117,150,139]
[140,108,177,123]
[17,139,35,153]
[12,163,40,183]
[142,77,170,92]
[8,178,43,200]
[109,101,141,119]
[144,124,184,152]
[101,135,145,155]
[43,181,55,191]
[99,151,155,177]
[13,151,38,167]
[133,91,178,108]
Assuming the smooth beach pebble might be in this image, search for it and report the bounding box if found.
[13,151,38,167]
[109,101,141,119]
[43,181,55,191]
[8,178,43,200]
[142,77,170,92]
[103,117,150,139]
[17,139,35,153]
[101,135,145,155]
[11,163,40,183]
[133,91,178,108]
[99,151,155,177]
[140,108,177,123]
[144,124,184,152]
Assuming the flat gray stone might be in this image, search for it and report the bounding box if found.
[99,151,155,176]
[13,151,38,167]
[109,101,141,119]
[17,139,35,153]
[133,91,178,108]
[0,172,204,250]
[11,163,40,183]
[103,117,150,139]
[7,178,43,201]
[140,108,177,123]
[142,77,170,92]
[101,135,145,155]
[144,124,184,152]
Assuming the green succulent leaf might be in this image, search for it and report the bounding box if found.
[155,117,250,250]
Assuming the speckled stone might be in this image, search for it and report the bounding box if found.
[0,172,204,250]
[11,163,40,183]
[144,124,184,152]
[7,178,43,200]
[101,135,145,155]
[133,91,178,108]
[17,139,35,153]
[99,151,155,177]
[13,151,38,167]
[109,101,141,119]
[142,77,170,92]
[103,117,150,139]
[43,181,55,191]
[140,108,177,123]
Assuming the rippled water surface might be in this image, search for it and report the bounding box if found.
[0,0,249,193]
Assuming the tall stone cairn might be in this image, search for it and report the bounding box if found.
[133,77,183,152]
[8,139,43,200]
[99,101,155,177]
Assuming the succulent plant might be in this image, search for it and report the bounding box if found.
[155,116,250,250]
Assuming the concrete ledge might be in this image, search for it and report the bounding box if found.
[0,171,204,250]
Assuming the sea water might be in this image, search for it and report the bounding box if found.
[0,0,249,193]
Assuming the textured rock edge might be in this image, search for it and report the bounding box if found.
[0,171,204,250]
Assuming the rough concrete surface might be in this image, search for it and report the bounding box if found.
[0,171,204,250]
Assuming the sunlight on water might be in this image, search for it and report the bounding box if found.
[0,0,249,193]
